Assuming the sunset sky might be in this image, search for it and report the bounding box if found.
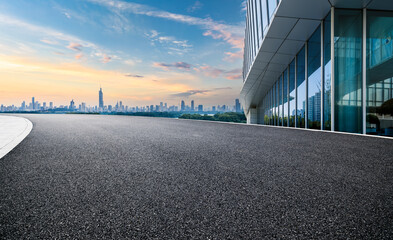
[0,0,246,108]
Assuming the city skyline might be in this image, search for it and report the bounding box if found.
[0,86,243,114]
[0,0,245,107]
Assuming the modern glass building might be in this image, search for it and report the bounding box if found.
[241,0,393,137]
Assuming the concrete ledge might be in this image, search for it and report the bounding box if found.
[0,115,33,159]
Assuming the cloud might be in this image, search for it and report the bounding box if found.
[75,53,84,60]
[102,54,112,63]
[241,0,247,12]
[198,66,224,78]
[198,66,242,80]
[64,12,71,19]
[40,39,58,45]
[187,1,203,12]
[224,50,243,62]
[0,14,118,64]
[224,68,242,80]
[153,62,192,71]
[87,0,244,49]
[125,74,144,78]
[67,42,83,51]
[154,61,242,80]
[146,30,192,55]
[171,87,232,98]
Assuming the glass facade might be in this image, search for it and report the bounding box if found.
[324,13,332,130]
[289,60,296,127]
[308,26,322,129]
[366,11,393,136]
[246,3,393,137]
[267,0,277,20]
[334,9,363,133]
[297,47,306,128]
[283,69,288,126]
[243,0,281,80]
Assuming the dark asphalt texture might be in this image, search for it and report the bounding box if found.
[0,114,392,239]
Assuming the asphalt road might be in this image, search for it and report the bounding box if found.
[0,114,392,239]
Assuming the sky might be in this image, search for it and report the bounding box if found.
[0,0,246,108]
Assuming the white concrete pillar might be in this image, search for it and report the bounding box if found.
[247,108,258,124]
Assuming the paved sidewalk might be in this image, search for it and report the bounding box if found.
[0,115,33,159]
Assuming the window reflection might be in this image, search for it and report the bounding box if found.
[297,47,306,128]
[334,9,363,133]
[289,60,296,127]
[324,13,332,130]
[308,26,322,129]
[283,69,288,126]
[366,11,393,136]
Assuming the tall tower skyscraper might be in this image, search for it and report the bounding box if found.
[181,100,185,111]
[70,99,75,110]
[32,97,35,110]
[191,100,194,111]
[235,99,241,113]
[99,87,104,109]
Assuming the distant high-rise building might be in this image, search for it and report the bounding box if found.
[70,99,75,110]
[21,101,26,110]
[49,102,53,109]
[32,97,35,110]
[181,100,185,111]
[235,99,241,113]
[191,100,194,111]
[160,102,163,112]
[212,106,216,112]
[99,87,104,110]
[198,104,203,112]
[43,102,47,109]
[81,102,86,112]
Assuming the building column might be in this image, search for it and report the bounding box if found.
[330,7,335,131]
[247,108,258,124]
[362,8,367,134]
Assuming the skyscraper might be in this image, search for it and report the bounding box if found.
[235,99,241,113]
[70,99,75,110]
[99,87,104,110]
[191,100,194,111]
[181,100,185,111]
[32,97,35,110]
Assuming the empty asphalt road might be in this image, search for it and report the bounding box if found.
[0,114,392,239]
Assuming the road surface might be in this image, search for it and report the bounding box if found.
[0,114,392,239]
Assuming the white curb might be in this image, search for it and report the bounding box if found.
[0,115,33,159]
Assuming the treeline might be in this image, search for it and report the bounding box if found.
[179,112,246,123]
[109,112,182,118]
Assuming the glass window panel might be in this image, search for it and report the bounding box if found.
[307,25,322,129]
[278,75,283,126]
[251,0,259,55]
[261,0,269,32]
[366,11,393,137]
[334,9,363,133]
[324,13,332,130]
[267,0,277,21]
[283,68,288,126]
[289,59,296,127]
[256,0,263,43]
[297,47,306,128]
